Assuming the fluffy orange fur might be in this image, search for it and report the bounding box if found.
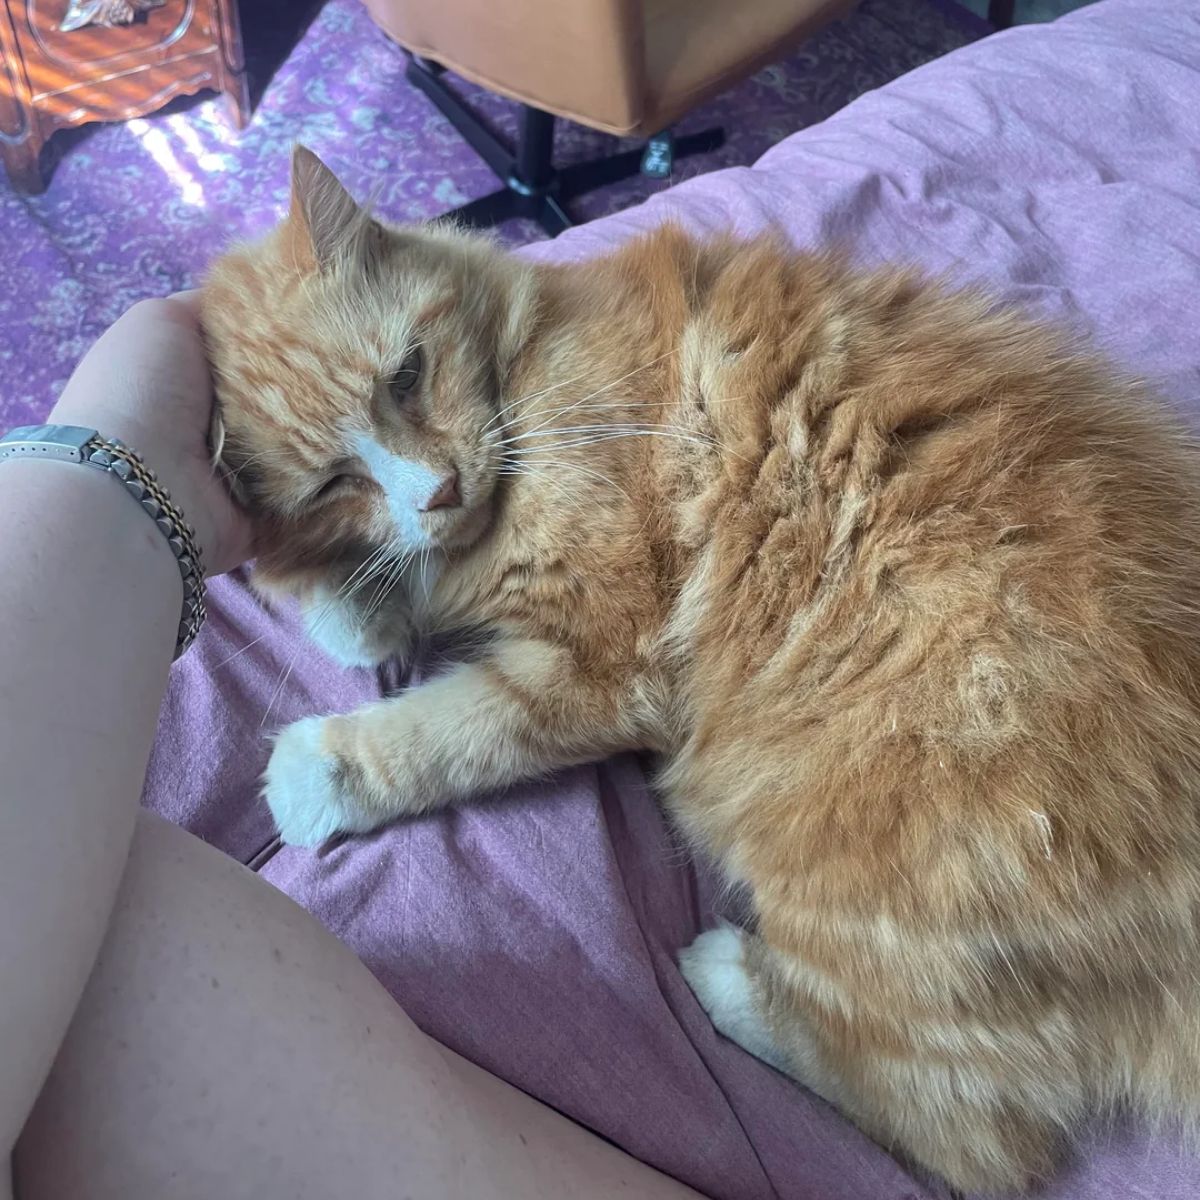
[202,148,1200,1193]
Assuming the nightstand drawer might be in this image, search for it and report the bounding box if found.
[18,0,217,94]
[34,43,222,120]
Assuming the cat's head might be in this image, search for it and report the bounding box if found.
[201,146,537,580]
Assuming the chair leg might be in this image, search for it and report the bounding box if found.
[513,105,555,191]
[405,54,513,179]
[557,128,724,200]
[532,193,572,238]
[988,0,1016,28]
[442,187,520,228]
[404,52,723,237]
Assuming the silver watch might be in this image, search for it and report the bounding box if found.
[0,423,207,659]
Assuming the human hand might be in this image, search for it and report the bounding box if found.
[51,292,252,575]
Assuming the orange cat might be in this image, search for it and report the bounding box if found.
[202,147,1200,1194]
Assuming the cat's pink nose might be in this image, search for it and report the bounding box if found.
[421,469,460,511]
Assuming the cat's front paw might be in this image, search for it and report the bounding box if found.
[263,716,376,847]
[300,584,411,669]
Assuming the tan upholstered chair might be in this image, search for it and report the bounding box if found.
[362,0,854,234]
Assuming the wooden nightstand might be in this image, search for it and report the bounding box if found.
[0,0,248,193]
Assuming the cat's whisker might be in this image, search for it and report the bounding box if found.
[259,541,406,730]
[496,407,750,462]
[501,394,741,426]
[277,546,392,665]
[496,464,608,510]
[482,366,611,436]
[517,349,678,440]
[506,456,630,502]
[487,356,669,444]
[353,538,405,603]
[324,542,401,624]
[363,563,411,628]
[500,420,694,442]
[362,544,416,626]
[348,536,415,628]
[361,560,400,627]
[481,363,604,433]
[489,393,749,457]
[220,450,270,487]
[211,629,273,671]
[499,417,720,446]
[491,398,660,432]
[386,547,419,611]
[260,649,304,731]
[507,428,733,458]
[498,446,632,499]
[480,348,675,435]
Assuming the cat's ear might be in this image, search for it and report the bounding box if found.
[284,145,364,273]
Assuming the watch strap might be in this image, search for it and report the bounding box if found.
[0,424,207,659]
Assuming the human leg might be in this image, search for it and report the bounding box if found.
[15,812,701,1200]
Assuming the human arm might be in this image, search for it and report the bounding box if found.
[0,295,250,1153]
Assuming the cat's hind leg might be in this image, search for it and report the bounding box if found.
[678,925,791,1073]
[680,923,1070,1194]
[679,924,843,1102]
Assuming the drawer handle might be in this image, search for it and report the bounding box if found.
[59,0,167,33]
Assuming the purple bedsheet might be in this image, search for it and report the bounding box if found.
[145,3,1200,1196]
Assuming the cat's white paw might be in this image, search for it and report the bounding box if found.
[679,925,789,1071]
[263,716,373,847]
[301,586,408,669]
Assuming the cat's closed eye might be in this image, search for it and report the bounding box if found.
[310,471,366,504]
[389,345,423,400]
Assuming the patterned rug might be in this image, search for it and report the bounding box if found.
[0,0,982,428]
